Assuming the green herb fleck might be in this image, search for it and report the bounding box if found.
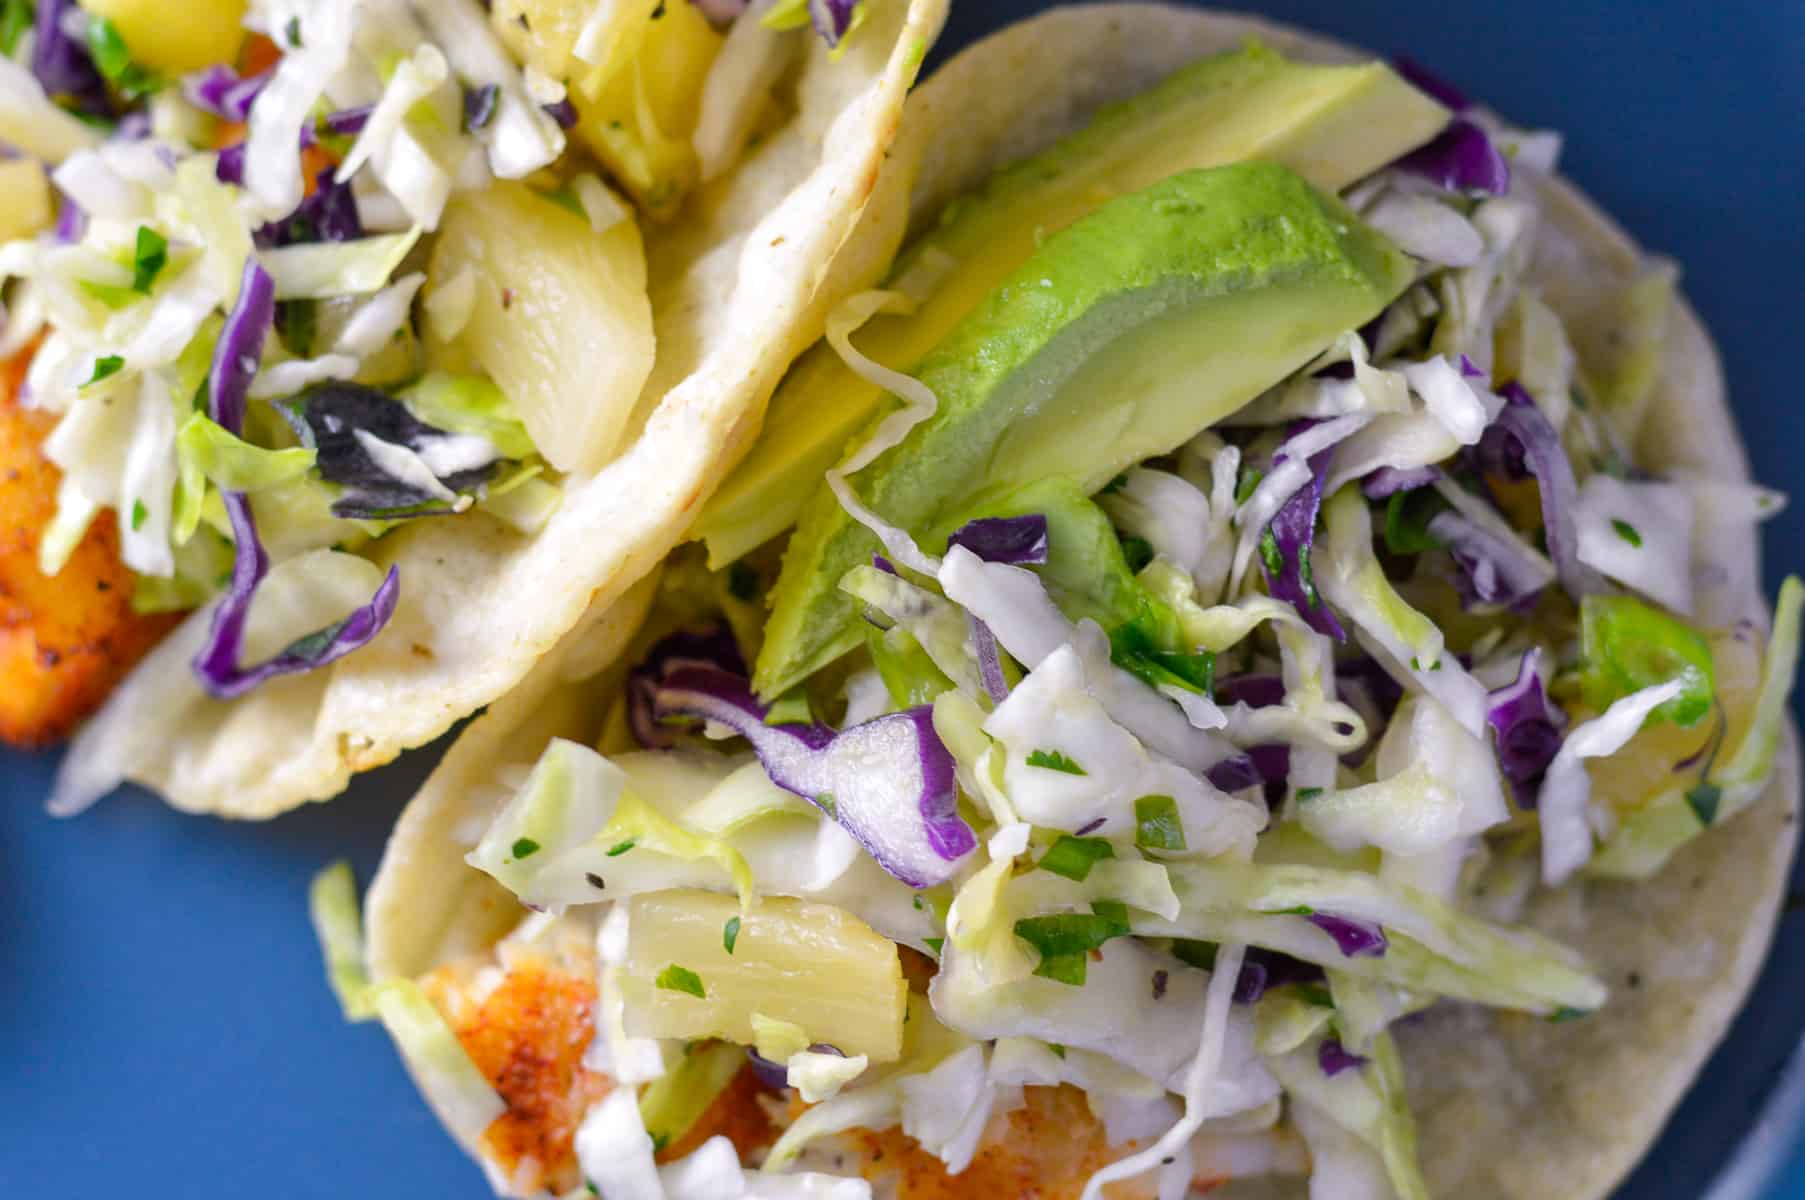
[649,1132,671,1154]
[1686,782,1722,827]
[131,226,167,294]
[655,964,706,999]
[1611,518,1643,548]
[1296,787,1324,803]
[1026,748,1085,776]
[1014,910,1132,987]
[1171,940,1217,970]
[911,894,924,911]
[1297,984,1336,1008]
[1235,467,1265,505]
[722,916,741,955]
[1037,835,1114,882]
[86,17,160,99]
[285,16,304,47]
[1119,535,1154,573]
[814,793,837,818]
[1134,795,1186,852]
[536,187,586,219]
[606,839,636,857]
[1258,529,1283,576]
[510,837,540,859]
[130,500,147,531]
[0,0,31,57]
[1548,1006,1590,1023]
[923,936,944,956]
[1297,542,1318,607]
[1099,473,1129,495]
[1049,1043,1066,1059]
[278,300,318,358]
[1383,488,1449,556]
[85,355,125,386]
[1089,898,1129,926]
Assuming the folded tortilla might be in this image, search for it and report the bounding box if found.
[362,6,1799,1197]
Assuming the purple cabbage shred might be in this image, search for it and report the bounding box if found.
[947,514,1049,566]
[189,261,400,698]
[1318,1036,1370,1077]
[1261,423,1346,641]
[1306,912,1388,958]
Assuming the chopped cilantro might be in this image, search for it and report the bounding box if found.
[510,837,540,860]
[1383,488,1449,556]
[1235,467,1265,505]
[1089,898,1129,926]
[285,16,304,47]
[1171,940,1217,970]
[85,17,159,99]
[1548,1006,1590,1023]
[1611,518,1643,548]
[1026,748,1085,776]
[655,964,706,999]
[131,226,167,294]
[0,0,29,57]
[1686,782,1722,827]
[1258,529,1283,576]
[279,300,318,358]
[1037,835,1114,882]
[1295,787,1325,803]
[606,839,636,857]
[1014,910,1131,986]
[722,916,741,955]
[923,936,944,955]
[130,500,147,531]
[84,355,124,386]
[1134,794,1186,852]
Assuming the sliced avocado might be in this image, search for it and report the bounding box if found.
[693,43,1449,566]
[752,162,1415,697]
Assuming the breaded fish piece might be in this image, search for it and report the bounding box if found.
[423,941,1268,1199]
[0,353,181,748]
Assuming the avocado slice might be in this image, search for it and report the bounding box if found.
[693,44,1448,567]
[752,162,1414,698]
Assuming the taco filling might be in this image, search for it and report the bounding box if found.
[325,11,1798,1200]
[2,0,944,819]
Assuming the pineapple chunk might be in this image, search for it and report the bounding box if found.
[82,0,248,76]
[621,890,907,1063]
[491,0,721,218]
[492,0,645,89]
[427,181,654,475]
[570,3,722,219]
[0,160,53,242]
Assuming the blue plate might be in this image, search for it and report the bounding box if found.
[3,1,1801,1194]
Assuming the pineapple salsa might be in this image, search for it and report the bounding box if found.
[0,0,730,695]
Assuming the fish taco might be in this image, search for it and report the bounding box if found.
[0,0,945,817]
[320,5,1800,1197]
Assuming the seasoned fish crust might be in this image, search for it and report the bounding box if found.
[0,353,180,749]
